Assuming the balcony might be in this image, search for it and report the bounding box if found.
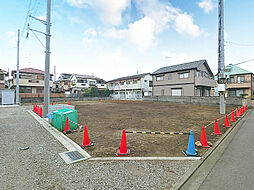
[226,80,251,89]
[195,76,216,87]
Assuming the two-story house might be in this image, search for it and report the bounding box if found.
[0,69,7,89]
[107,73,152,99]
[224,64,254,98]
[152,60,216,96]
[9,68,53,93]
[53,73,72,93]
[70,74,106,94]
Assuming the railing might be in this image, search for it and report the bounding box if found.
[227,80,251,84]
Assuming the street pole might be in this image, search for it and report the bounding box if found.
[43,0,51,117]
[16,29,20,105]
[218,0,226,114]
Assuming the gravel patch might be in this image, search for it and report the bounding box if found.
[0,106,195,189]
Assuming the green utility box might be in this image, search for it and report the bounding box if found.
[51,108,78,132]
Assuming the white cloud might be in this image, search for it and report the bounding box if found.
[36,16,46,21]
[198,0,216,13]
[83,28,97,44]
[102,17,156,49]
[162,51,197,65]
[174,13,201,38]
[66,0,130,25]
[128,17,156,49]
[6,31,16,48]
[102,0,202,49]
[6,31,15,37]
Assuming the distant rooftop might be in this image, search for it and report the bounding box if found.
[12,68,53,75]
[72,74,105,82]
[107,73,150,83]
[225,64,252,75]
[152,59,213,76]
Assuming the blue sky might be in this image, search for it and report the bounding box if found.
[0,0,254,80]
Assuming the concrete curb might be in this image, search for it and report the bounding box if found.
[171,109,251,190]
[89,157,202,161]
[27,110,91,160]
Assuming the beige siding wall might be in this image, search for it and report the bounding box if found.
[153,84,195,96]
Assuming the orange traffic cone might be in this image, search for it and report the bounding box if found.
[116,129,130,156]
[39,107,42,117]
[235,108,240,118]
[239,107,242,116]
[80,125,94,148]
[200,126,210,149]
[100,99,103,103]
[37,106,40,115]
[242,106,245,114]
[212,119,222,135]
[68,101,70,105]
[52,102,54,105]
[224,114,230,127]
[245,105,248,111]
[230,111,236,122]
[63,117,71,134]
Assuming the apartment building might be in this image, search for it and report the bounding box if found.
[152,60,216,96]
[9,68,53,93]
[70,74,106,94]
[224,64,254,98]
[0,69,7,89]
[53,73,72,93]
[107,73,152,99]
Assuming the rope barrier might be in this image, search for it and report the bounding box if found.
[204,109,237,129]
[125,131,190,135]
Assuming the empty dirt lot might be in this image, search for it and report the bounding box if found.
[67,100,237,157]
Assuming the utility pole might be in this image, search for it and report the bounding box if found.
[43,0,51,117]
[218,0,226,114]
[16,29,20,105]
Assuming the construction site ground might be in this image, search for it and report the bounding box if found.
[67,100,236,157]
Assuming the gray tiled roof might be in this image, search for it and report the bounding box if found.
[152,59,213,76]
[107,73,150,83]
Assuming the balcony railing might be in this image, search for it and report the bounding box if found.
[227,80,251,84]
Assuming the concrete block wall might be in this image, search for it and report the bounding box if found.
[143,96,244,106]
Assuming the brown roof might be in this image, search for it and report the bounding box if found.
[12,68,53,75]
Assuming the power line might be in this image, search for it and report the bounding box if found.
[225,41,254,47]
[233,58,254,66]
[21,0,32,38]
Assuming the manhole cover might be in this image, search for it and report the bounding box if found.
[59,151,86,164]
[65,151,84,161]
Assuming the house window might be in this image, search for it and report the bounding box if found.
[230,77,234,83]
[126,81,131,85]
[196,71,201,77]
[133,80,137,84]
[172,89,182,96]
[156,76,164,81]
[120,81,125,85]
[205,89,210,96]
[168,73,172,80]
[196,88,201,96]
[149,81,152,87]
[179,72,189,79]
[0,74,4,80]
[144,80,147,82]
[204,72,209,78]
[161,89,164,96]
[237,76,244,83]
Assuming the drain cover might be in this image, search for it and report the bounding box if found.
[59,151,86,164]
[65,151,84,161]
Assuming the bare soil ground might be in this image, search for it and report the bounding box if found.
[67,100,237,157]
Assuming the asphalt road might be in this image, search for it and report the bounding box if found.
[199,109,254,190]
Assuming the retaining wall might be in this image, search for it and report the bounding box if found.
[143,96,244,106]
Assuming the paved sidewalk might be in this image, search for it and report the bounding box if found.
[0,106,195,190]
[199,109,254,190]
